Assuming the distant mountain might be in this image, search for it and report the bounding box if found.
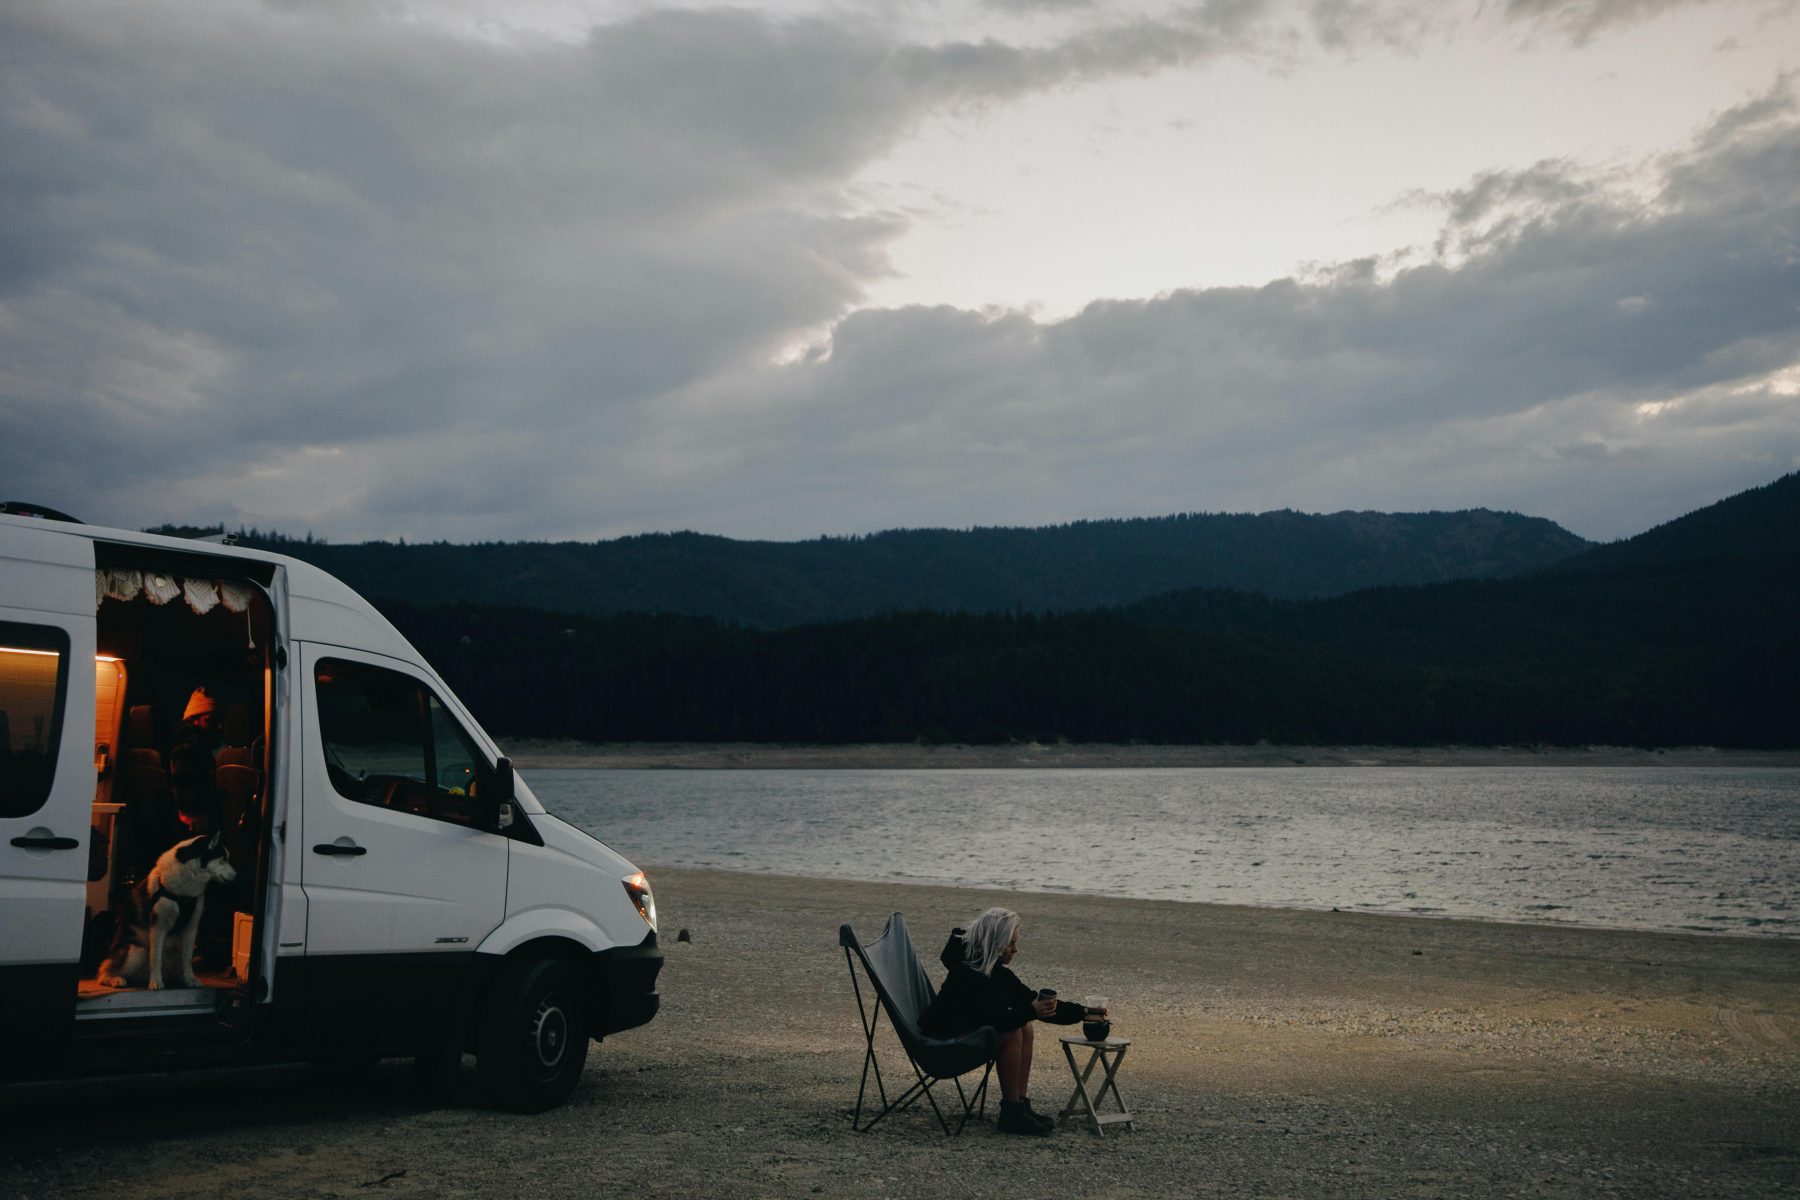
[1116,473,1799,745]
[1125,471,1799,652]
[227,508,1589,627]
[367,472,1796,748]
[1542,471,1800,576]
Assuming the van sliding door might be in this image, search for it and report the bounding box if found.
[0,525,97,1078]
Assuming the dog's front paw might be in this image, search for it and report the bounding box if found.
[181,973,201,988]
[99,974,127,989]
[147,976,165,991]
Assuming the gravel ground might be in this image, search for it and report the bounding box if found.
[3,868,1796,1199]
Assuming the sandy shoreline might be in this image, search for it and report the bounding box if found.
[505,739,1800,770]
[4,869,1795,1198]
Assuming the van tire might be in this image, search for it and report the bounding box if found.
[477,958,589,1112]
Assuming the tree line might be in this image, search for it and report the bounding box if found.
[366,474,1799,749]
[378,565,1794,748]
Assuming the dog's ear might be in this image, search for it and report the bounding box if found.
[174,836,206,863]
[209,830,222,850]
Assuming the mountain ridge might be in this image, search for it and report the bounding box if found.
[203,506,1590,627]
[369,471,1797,748]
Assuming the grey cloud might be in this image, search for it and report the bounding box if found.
[1503,0,1739,41]
[981,0,1098,11]
[3,1,1795,543]
[1660,76,1799,211]
[1434,160,1596,229]
[1,0,1269,533]
[1693,70,1798,141]
[641,87,1800,541]
[1308,0,1781,52]
[1306,0,1450,51]
[897,6,1276,100]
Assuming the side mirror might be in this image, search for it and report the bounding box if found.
[492,757,515,831]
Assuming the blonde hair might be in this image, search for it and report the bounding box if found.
[961,907,1019,976]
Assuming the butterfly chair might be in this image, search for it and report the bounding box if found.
[839,912,997,1135]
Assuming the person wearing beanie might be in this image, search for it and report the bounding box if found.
[181,687,219,724]
[169,686,223,836]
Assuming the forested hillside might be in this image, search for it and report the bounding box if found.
[373,473,1797,748]
[1123,472,1800,668]
[1541,471,1800,576]
[222,507,1588,627]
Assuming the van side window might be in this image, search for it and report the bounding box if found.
[0,622,70,819]
[315,660,491,830]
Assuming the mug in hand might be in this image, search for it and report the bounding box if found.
[1037,988,1057,1001]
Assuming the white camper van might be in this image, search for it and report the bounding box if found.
[0,508,661,1112]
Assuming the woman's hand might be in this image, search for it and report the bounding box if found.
[1031,997,1057,1018]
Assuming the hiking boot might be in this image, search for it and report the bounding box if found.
[1021,1096,1057,1131]
[997,1100,1051,1136]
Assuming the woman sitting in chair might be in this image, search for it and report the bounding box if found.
[919,906,1100,1136]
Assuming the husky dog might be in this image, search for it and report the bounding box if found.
[99,832,237,990]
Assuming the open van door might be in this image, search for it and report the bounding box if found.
[0,524,97,1077]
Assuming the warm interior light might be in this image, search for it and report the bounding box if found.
[0,646,60,657]
[96,654,122,662]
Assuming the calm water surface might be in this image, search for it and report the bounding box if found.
[528,766,1799,939]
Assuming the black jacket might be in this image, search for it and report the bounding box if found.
[918,928,1086,1037]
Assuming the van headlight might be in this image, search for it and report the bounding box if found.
[622,871,657,931]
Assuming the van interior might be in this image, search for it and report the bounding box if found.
[73,547,277,1019]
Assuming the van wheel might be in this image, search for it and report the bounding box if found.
[477,958,589,1113]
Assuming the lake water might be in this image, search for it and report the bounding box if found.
[528,766,1800,939]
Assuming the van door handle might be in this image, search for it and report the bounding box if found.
[11,835,80,850]
[312,842,368,857]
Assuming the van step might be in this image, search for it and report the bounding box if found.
[75,986,220,1021]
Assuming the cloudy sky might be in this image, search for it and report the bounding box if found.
[3,0,1797,544]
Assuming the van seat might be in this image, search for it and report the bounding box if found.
[216,745,255,769]
[126,705,166,757]
[220,703,254,748]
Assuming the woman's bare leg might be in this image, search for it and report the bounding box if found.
[1019,1020,1035,1098]
[996,1023,1039,1103]
[996,1028,1025,1102]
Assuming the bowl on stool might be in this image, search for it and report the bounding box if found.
[1083,1019,1112,1041]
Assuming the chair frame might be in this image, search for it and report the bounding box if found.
[841,917,995,1136]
